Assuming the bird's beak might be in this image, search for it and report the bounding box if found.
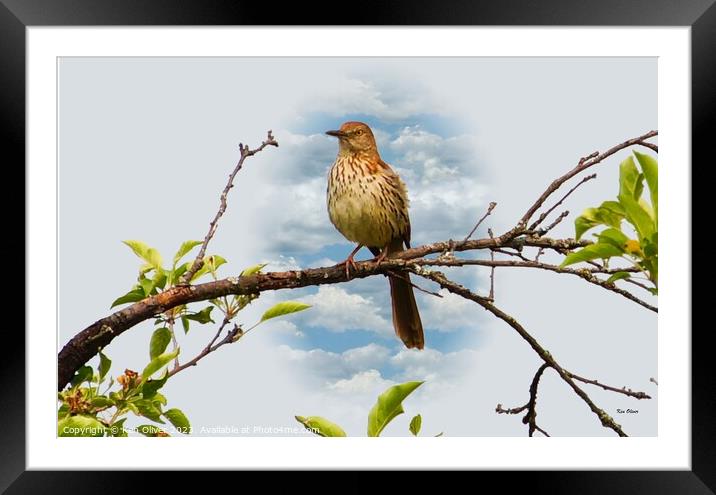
[325,130,346,138]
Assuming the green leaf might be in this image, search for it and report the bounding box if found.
[260,301,311,322]
[71,365,93,386]
[409,414,422,436]
[142,348,180,380]
[139,277,154,297]
[575,213,600,241]
[367,381,424,437]
[241,263,267,276]
[619,193,655,241]
[164,408,191,433]
[135,399,165,423]
[643,233,658,258]
[181,315,190,334]
[98,352,111,381]
[152,269,168,290]
[185,306,215,325]
[110,286,146,308]
[57,403,69,419]
[295,416,347,437]
[633,173,645,200]
[123,240,163,269]
[619,156,641,199]
[110,418,128,437]
[606,271,631,283]
[634,151,658,221]
[152,392,168,406]
[173,240,203,266]
[595,228,628,250]
[172,262,189,283]
[599,200,626,216]
[90,396,115,408]
[58,415,106,437]
[149,327,172,360]
[560,243,623,267]
[190,255,228,281]
[136,424,169,437]
[141,371,169,399]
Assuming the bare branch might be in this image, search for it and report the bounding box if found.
[496,403,528,415]
[650,377,659,386]
[524,363,551,437]
[528,174,596,231]
[487,228,496,301]
[414,258,657,312]
[410,269,628,436]
[386,270,443,298]
[637,141,658,153]
[519,130,658,226]
[567,372,651,400]
[167,318,241,378]
[57,234,591,390]
[464,201,497,242]
[537,210,570,236]
[180,131,279,284]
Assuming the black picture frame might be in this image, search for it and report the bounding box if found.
[4,0,710,491]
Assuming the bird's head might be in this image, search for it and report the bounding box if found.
[326,121,378,156]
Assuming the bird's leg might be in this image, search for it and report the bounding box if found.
[373,245,390,265]
[341,244,364,280]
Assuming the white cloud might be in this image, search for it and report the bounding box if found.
[277,342,393,382]
[299,286,392,334]
[327,369,394,394]
[419,288,484,332]
[390,347,481,396]
[306,78,437,121]
[341,343,391,369]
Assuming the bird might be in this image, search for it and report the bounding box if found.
[325,121,424,350]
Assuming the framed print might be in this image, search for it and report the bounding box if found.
[6,0,712,491]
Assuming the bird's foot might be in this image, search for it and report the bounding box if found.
[341,244,364,280]
[373,248,389,265]
[341,256,359,280]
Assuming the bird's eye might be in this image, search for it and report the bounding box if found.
[356,130,364,135]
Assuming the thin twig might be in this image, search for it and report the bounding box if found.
[649,377,659,386]
[496,403,528,415]
[529,174,596,231]
[180,131,278,284]
[567,372,651,399]
[488,228,496,300]
[412,269,628,437]
[537,210,570,236]
[464,201,497,242]
[414,258,657,312]
[386,270,443,298]
[524,363,551,437]
[167,317,238,378]
[520,131,658,226]
[637,141,658,153]
[168,318,180,370]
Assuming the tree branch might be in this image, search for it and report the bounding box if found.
[410,269,628,436]
[58,130,658,402]
[180,131,278,284]
[519,130,658,227]
[413,258,657,312]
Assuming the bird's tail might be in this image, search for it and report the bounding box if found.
[384,239,424,350]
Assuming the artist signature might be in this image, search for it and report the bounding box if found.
[616,408,638,414]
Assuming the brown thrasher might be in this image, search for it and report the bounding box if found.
[326,121,424,349]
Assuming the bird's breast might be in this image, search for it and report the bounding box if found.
[327,157,409,248]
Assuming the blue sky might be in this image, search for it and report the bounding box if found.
[252,104,492,383]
